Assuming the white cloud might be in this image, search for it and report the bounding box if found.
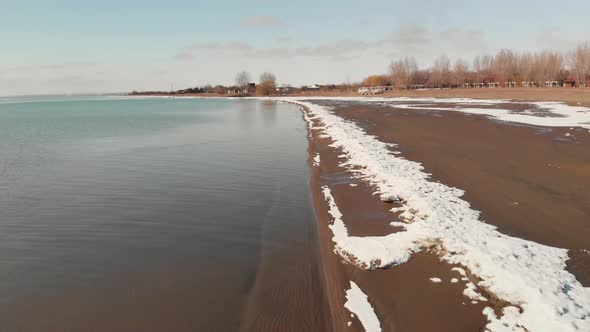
[173,25,487,65]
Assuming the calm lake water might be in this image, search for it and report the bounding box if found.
[0,97,327,331]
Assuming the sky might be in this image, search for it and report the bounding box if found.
[1,0,589,96]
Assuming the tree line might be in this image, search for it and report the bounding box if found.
[365,42,590,89]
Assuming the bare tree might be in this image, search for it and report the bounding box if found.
[431,55,451,88]
[544,51,563,82]
[377,43,590,89]
[452,58,469,86]
[517,52,535,83]
[493,49,518,82]
[389,56,418,89]
[473,54,494,81]
[235,71,251,92]
[569,42,590,87]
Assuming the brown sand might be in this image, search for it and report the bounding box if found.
[304,98,590,331]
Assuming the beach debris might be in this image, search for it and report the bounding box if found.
[429,277,442,283]
[451,278,459,283]
[349,183,358,187]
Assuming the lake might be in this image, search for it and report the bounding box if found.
[0,97,328,331]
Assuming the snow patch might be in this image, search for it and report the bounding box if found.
[464,282,488,302]
[313,153,321,166]
[483,306,526,332]
[430,277,442,283]
[344,281,382,332]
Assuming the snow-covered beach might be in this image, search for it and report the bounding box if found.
[290,97,590,332]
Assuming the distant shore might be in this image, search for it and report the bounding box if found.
[133,87,590,107]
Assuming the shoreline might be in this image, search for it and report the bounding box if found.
[131,87,590,108]
[301,101,489,331]
[295,97,590,331]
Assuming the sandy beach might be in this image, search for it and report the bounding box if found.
[296,96,590,331]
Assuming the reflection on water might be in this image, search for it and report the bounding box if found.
[260,100,278,125]
[0,97,323,331]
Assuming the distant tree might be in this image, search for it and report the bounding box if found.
[412,70,431,86]
[389,56,418,89]
[493,49,518,82]
[235,71,251,93]
[257,72,277,96]
[545,51,563,82]
[451,59,469,86]
[213,85,227,94]
[430,55,451,87]
[517,52,535,83]
[363,75,389,86]
[569,42,590,86]
[473,54,494,82]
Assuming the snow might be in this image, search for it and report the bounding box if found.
[313,153,321,166]
[484,307,527,332]
[290,98,590,332]
[451,278,459,283]
[279,96,590,130]
[430,277,442,283]
[464,282,488,302]
[344,281,382,332]
[391,102,590,129]
[452,267,467,276]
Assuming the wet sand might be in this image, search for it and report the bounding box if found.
[303,99,590,331]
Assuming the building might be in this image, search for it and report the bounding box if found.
[304,84,321,90]
[544,81,560,87]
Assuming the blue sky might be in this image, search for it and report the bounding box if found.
[1,0,589,96]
